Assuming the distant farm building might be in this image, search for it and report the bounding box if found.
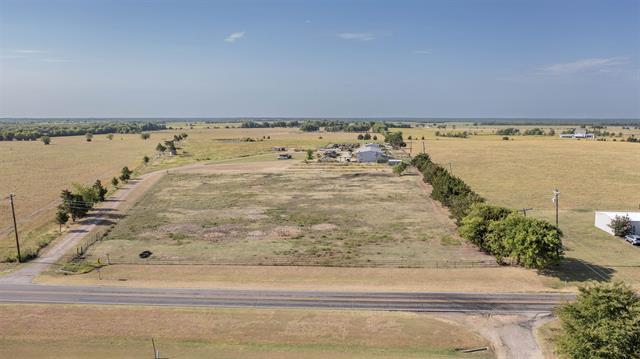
[594,211,640,235]
[355,143,388,163]
[277,153,292,160]
[560,128,594,139]
[272,146,287,151]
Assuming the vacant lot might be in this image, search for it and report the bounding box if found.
[0,133,166,259]
[0,126,372,262]
[84,163,491,267]
[399,126,640,288]
[0,304,492,359]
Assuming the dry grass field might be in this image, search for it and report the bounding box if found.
[83,162,491,267]
[0,304,493,358]
[0,127,369,263]
[0,133,167,260]
[399,125,640,288]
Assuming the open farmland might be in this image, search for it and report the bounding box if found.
[83,162,492,267]
[0,126,374,264]
[0,304,492,359]
[399,125,640,288]
[0,133,166,261]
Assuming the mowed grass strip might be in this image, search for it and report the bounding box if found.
[87,164,491,267]
[0,304,493,359]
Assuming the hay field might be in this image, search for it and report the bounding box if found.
[399,126,640,287]
[85,163,492,267]
[0,304,492,359]
[0,133,167,259]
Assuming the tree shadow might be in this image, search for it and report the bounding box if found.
[68,228,88,233]
[539,257,616,282]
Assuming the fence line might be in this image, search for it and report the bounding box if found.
[102,258,500,269]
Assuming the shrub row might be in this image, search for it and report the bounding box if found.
[411,154,484,222]
[411,153,563,268]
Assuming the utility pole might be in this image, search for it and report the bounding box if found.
[422,141,426,154]
[8,194,21,263]
[552,189,560,227]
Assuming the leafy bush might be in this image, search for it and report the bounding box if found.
[459,204,512,248]
[556,282,640,359]
[609,215,632,237]
[393,162,408,176]
[485,213,563,268]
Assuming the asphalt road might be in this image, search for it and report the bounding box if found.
[0,283,574,313]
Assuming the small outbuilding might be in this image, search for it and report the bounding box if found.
[594,211,640,235]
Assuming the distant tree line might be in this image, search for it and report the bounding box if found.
[0,122,166,141]
[240,121,301,128]
[435,131,471,138]
[411,153,563,268]
[236,119,410,133]
[495,127,558,136]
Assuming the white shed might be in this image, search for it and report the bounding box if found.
[594,211,640,235]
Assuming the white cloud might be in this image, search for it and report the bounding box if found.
[540,57,629,75]
[42,58,70,63]
[12,49,45,54]
[224,32,246,43]
[413,49,432,55]
[337,32,375,41]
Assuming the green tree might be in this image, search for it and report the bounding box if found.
[363,133,372,140]
[111,177,119,187]
[486,214,563,268]
[300,122,320,132]
[40,136,51,145]
[85,133,93,142]
[164,140,177,155]
[92,180,108,201]
[106,133,114,140]
[556,282,640,359]
[393,162,408,176]
[384,131,405,148]
[373,135,378,140]
[143,155,150,164]
[55,206,69,232]
[156,142,166,153]
[119,166,132,182]
[459,204,512,249]
[140,133,151,140]
[60,189,92,221]
[306,149,314,160]
[357,134,364,140]
[609,215,632,237]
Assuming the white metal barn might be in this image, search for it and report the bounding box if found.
[594,211,640,235]
[355,144,387,163]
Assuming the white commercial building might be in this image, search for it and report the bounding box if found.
[594,211,640,235]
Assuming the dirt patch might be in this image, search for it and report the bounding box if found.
[311,223,337,231]
[271,226,303,237]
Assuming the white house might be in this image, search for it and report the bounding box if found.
[594,211,640,235]
[355,143,387,163]
[559,128,594,139]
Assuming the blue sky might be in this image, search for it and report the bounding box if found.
[0,0,639,118]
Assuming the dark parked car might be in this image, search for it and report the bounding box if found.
[624,234,640,245]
